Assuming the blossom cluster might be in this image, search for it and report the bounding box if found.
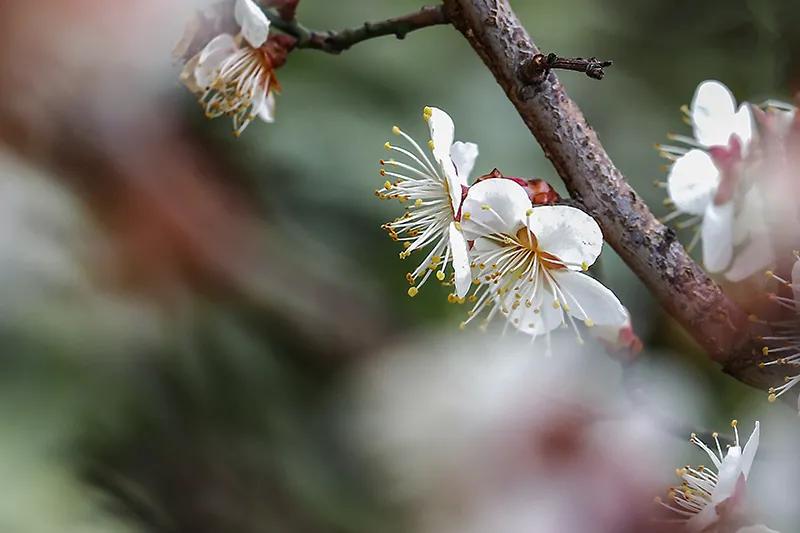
[376,106,636,354]
[658,80,797,282]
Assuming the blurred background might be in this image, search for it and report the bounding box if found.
[1,0,799,531]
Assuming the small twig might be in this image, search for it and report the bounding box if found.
[264,5,449,54]
[520,52,613,84]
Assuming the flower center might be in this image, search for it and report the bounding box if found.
[514,227,565,270]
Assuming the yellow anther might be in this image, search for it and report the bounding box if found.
[765,270,774,277]
[459,321,467,330]
[384,180,392,190]
[406,272,415,284]
[552,300,561,309]
[454,221,462,231]
[403,242,411,249]
[768,393,777,403]
[457,297,465,304]
[398,196,408,203]
[436,271,446,281]
[525,208,533,216]
[462,212,471,220]
[431,255,442,264]
[762,346,769,356]
[415,198,423,207]
[427,139,435,150]
[392,125,401,135]
[423,106,432,120]
[384,142,392,151]
[730,419,738,428]
[581,261,589,271]
[584,319,595,327]
[407,287,419,298]
[481,204,491,211]
[379,169,386,177]
[447,293,457,303]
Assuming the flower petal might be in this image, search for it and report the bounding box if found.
[736,526,780,533]
[692,80,738,147]
[424,107,462,212]
[195,34,238,89]
[450,141,479,182]
[739,421,759,480]
[461,178,531,240]
[257,91,276,123]
[550,270,628,327]
[667,149,720,216]
[724,235,773,282]
[701,201,735,273]
[733,103,754,150]
[235,0,271,48]
[179,54,202,94]
[527,206,603,269]
[505,281,563,337]
[449,222,471,298]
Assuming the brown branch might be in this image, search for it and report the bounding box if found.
[442,0,777,394]
[265,5,449,54]
[520,53,613,83]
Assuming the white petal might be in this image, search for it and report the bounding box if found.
[179,54,202,94]
[527,206,603,269]
[701,201,735,273]
[425,107,455,165]
[450,141,479,182]
[461,178,531,240]
[733,103,754,150]
[724,235,773,282]
[449,222,471,298]
[692,80,738,147]
[195,34,238,89]
[739,421,759,480]
[711,446,744,508]
[235,0,271,48]
[667,149,720,216]
[550,270,628,327]
[258,91,276,123]
[425,107,462,212]
[736,526,780,533]
[506,281,563,337]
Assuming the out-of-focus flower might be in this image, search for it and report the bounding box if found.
[736,526,780,533]
[377,106,478,298]
[761,257,800,408]
[179,0,283,136]
[657,420,761,532]
[459,179,628,350]
[349,334,678,533]
[658,80,771,281]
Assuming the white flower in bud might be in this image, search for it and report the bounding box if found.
[377,107,478,299]
[458,179,628,351]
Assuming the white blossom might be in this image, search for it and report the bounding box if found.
[459,178,628,350]
[657,420,760,532]
[180,0,278,136]
[659,80,771,281]
[377,107,478,299]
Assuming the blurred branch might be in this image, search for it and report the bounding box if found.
[442,0,777,396]
[264,4,449,53]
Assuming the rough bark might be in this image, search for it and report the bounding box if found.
[443,0,774,391]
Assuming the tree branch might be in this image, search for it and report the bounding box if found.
[442,0,777,394]
[265,5,449,54]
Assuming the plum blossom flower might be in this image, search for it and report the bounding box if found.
[180,0,280,136]
[658,80,770,281]
[760,256,800,408]
[458,178,628,350]
[376,107,478,299]
[656,420,761,532]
